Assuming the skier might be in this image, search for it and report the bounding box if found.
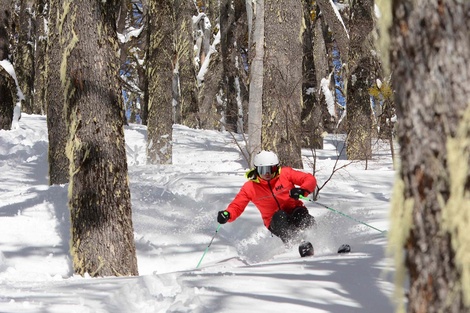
[217,150,317,256]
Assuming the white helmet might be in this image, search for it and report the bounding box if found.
[253,150,279,167]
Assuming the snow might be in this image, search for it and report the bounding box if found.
[117,26,144,44]
[331,0,349,39]
[196,28,220,85]
[321,76,336,118]
[0,114,397,312]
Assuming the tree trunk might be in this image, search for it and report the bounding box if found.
[14,0,35,114]
[0,66,15,130]
[390,0,470,311]
[301,0,323,150]
[247,0,264,164]
[314,12,336,133]
[346,54,373,161]
[46,0,69,185]
[262,0,303,168]
[177,1,199,128]
[196,2,224,131]
[316,0,349,65]
[345,0,374,161]
[62,0,138,277]
[146,0,173,165]
[33,0,48,115]
[220,0,248,133]
[198,49,223,130]
[0,1,14,131]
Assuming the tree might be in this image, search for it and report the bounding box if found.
[316,0,377,161]
[59,0,138,276]
[46,0,69,185]
[220,0,249,133]
[262,0,303,167]
[13,0,36,114]
[145,0,173,165]
[388,0,470,311]
[176,1,199,128]
[117,0,147,125]
[345,0,375,161]
[195,1,224,131]
[34,0,48,115]
[301,0,325,150]
[246,0,264,162]
[0,1,15,131]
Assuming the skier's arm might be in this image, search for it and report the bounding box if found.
[224,187,251,223]
[288,167,317,194]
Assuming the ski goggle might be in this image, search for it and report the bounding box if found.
[256,165,279,175]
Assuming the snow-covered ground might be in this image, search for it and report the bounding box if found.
[0,114,397,312]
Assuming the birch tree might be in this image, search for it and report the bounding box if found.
[247,0,264,163]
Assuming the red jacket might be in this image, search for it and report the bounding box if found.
[225,167,317,228]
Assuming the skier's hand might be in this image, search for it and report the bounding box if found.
[289,188,309,200]
[217,211,230,224]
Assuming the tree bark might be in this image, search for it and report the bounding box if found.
[33,0,48,115]
[14,0,35,114]
[46,0,69,185]
[316,0,349,65]
[301,0,323,150]
[197,2,224,131]
[0,1,14,131]
[198,49,223,130]
[345,0,374,161]
[146,0,173,165]
[220,0,248,133]
[0,66,15,130]
[262,0,303,168]
[247,0,264,164]
[179,2,200,128]
[220,0,239,132]
[62,0,138,277]
[390,0,470,311]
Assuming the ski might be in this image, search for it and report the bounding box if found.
[297,242,351,257]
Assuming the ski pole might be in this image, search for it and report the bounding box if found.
[196,224,222,268]
[299,195,387,235]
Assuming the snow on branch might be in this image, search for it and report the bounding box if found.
[196,26,220,85]
[321,76,336,118]
[329,0,349,39]
[117,26,144,44]
[0,59,24,129]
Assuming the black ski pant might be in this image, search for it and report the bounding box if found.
[268,207,315,244]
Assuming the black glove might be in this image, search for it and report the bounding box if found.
[217,210,230,224]
[289,188,309,200]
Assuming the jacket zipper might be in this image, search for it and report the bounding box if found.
[267,180,282,211]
